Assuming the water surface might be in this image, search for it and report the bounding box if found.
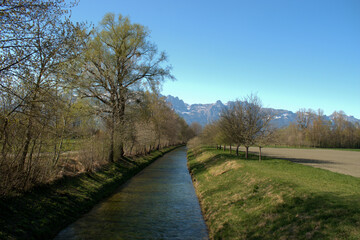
[55,147,208,239]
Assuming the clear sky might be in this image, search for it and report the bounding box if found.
[69,0,360,118]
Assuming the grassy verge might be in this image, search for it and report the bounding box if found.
[187,146,360,240]
[0,145,181,240]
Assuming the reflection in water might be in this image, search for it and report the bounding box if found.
[55,147,208,239]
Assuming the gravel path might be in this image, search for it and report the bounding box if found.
[242,147,360,178]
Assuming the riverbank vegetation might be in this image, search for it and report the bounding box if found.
[187,143,360,239]
[0,145,181,240]
[0,1,195,196]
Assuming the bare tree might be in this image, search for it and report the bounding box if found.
[242,94,272,159]
[219,101,245,156]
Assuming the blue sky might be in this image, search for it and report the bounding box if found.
[69,0,360,118]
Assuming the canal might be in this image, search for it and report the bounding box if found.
[54,147,208,239]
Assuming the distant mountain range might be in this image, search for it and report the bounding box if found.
[164,95,360,128]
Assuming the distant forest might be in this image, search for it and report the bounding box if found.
[275,109,360,149]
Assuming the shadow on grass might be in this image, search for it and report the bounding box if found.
[188,147,275,176]
[216,191,360,240]
[284,158,335,165]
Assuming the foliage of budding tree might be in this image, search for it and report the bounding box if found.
[0,0,88,193]
[78,13,174,162]
[120,92,194,155]
[189,122,203,137]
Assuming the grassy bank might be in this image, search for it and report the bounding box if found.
[187,146,360,240]
[0,146,181,240]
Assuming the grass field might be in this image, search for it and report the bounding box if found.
[241,146,360,177]
[187,146,360,240]
[0,146,181,240]
[265,145,360,152]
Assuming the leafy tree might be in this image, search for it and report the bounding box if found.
[190,122,203,136]
[0,0,88,194]
[79,13,174,161]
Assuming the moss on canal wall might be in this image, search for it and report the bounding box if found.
[0,146,182,240]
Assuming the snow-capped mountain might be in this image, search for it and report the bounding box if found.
[164,95,360,128]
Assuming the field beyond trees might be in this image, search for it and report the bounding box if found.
[187,143,360,239]
[241,146,360,177]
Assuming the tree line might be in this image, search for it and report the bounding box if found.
[199,94,273,160]
[196,97,360,160]
[273,109,360,149]
[0,1,195,195]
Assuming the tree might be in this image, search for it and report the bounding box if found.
[219,101,245,156]
[79,13,174,161]
[190,122,203,136]
[0,0,81,74]
[242,94,272,159]
[0,0,87,193]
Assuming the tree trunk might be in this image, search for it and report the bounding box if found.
[119,141,124,158]
[229,144,232,154]
[245,146,249,159]
[1,117,9,162]
[20,118,32,170]
[259,146,262,161]
[236,145,239,156]
[223,144,226,151]
[118,90,126,158]
[108,111,115,162]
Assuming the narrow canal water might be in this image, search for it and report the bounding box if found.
[54,147,208,240]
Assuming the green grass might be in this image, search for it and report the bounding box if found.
[0,145,181,240]
[187,146,360,240]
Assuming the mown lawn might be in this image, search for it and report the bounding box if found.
[187,146,360,240]
[0,146,181,240]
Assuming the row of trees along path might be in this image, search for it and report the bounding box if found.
[201,95,273,160]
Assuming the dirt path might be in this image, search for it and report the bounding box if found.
[242,147,360,178]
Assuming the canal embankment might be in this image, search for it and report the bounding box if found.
[54,146,208,239]
[187,145,360,239]
[0,146,182,240]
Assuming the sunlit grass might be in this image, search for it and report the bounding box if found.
[188,147,360,240]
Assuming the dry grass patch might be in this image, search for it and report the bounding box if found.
[209,160,242,176]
